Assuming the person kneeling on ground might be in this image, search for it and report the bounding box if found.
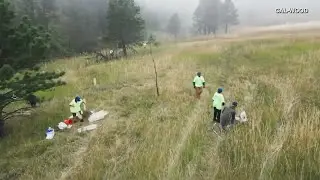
[220,101,238,132]
[212,87,225,123]
[69,96,86,122]
[193,72,205,99]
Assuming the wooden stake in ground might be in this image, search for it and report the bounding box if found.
[93,78,97,86]
[148,36,160,96]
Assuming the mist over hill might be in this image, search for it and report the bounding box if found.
[137,0,320,29]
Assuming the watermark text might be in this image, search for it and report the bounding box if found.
[275,8,309,14]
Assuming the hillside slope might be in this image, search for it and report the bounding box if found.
[1,30,320,180]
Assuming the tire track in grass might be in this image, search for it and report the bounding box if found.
[59,129,96,180]
[165,89,209,179]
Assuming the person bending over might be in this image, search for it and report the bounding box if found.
[69,96,86,122]
[220,101,238,132]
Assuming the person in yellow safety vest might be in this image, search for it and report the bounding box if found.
[212,87,225,123]
[193,72,205,99]
[69,96,86,122]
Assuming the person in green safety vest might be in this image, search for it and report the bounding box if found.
[69,96,86,122]
[193,72,205,99]
[212,87,225,123]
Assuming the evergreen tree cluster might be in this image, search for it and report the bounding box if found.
[166,13,181,38]
[0,0,65,136]
[4,0,239,55]
[193,0,238,35]
[8,0,152,55]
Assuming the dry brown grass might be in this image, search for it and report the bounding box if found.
[1,28,320,180]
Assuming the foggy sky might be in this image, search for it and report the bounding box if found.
[137,0,320,27]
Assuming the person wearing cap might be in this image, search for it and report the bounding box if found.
[220,101,238,131]
[193,72,205,99]
[212,87,225,123]
[69,96,86,122]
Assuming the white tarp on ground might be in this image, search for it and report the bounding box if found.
[88,110,108,122]
[75,110,108,133]
[68,110,108,123]
[77,124,98,133]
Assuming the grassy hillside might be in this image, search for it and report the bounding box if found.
[1,31,320,180]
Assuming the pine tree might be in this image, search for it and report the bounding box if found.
[205,0,222,34]
[193,0,206,35]
[221,0,238,33]
[142,9,161,33]
[39,0,58,30]
[0,0,65,136]
[166,13,181,38]
[105,0,145,57]
[59,0,109,53]
[193,0,222,35]
[14,0,39,24]
[15,0,58,29]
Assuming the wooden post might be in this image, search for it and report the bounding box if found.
[93,78,97,86]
